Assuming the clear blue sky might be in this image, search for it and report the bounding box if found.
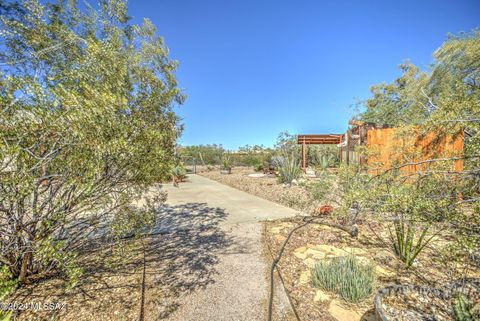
[127,0,479,150]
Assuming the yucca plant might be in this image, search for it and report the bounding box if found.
[221,154,232,170]
[278,154,301,184]
[311,255,376,303]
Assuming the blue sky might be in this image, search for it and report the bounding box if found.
[127,0,479,150]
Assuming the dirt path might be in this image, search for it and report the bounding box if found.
[146,174,298,320]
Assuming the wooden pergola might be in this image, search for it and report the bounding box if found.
[297,134,342,169]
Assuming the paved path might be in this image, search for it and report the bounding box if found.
[149,174,297,321]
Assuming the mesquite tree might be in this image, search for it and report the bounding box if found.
[0,0,183,288]
[358,30,480,268]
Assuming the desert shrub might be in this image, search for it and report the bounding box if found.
[277,154,301,184]
[270,156,285,169]
[221,153,232,170]
[0,0,181,286]
[254,163,264,172]
[275,131,300,155]
[0,265,16,321]
[279,190,312,210]
[377,172,460,268]
[234,145,273,167]
[453,293,480,321]
[0,266,17,301]
[312,255,376,303]
[353,30,480,269]
[171,164,187,181]
[178,144,225,166]
[307,164,370,222]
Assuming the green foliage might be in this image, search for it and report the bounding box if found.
[311,255,376,303]
[381,172,460,267]
[0,311,11,321]
[314,154,333,174]
[308,164,370,219]
[236,144,273,167]
[178,144,225,166]
[309,145,339,170]
[307,175,332,203]
[353,169,460,268]
[278,189,312,210]
[221,153,232,170]
[0,0,181,285]
[358,61,430,126]
[277,153,301,184]
[351,30,480,268]
[254,163,264,172]
[0,266,17,301]
[171,164,187,181]
[179,144,273,168]
[275,131,299,156]
[453,293,480,321]
[388,221,430,269]
[109,205,156,239]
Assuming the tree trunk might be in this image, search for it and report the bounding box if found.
[18,252,31,284]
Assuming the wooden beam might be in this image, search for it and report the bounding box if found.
[296,134,342,145]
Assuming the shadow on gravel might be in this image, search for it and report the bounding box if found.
[12,203,248,320]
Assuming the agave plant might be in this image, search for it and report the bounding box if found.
[319,154,332,170]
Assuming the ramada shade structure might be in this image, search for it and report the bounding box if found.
[297,134,342,169]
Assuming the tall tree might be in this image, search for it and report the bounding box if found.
[356,30,480,267]
[359,61,430,126]
[0,0,184,288]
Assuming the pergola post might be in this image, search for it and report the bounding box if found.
[339,135,343,163]
[345,131,350,165]
[302,139,306,170]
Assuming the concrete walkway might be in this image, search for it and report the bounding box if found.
[149,174,297,321]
